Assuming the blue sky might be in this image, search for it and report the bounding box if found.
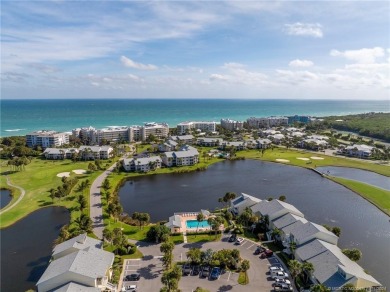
[1,1,389,100]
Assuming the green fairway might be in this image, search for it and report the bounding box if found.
[0,158,102,228]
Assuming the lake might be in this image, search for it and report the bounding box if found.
[119,160,390,288]
[0,207,70,292]
[1,189,12,209]
[316,166,390,191]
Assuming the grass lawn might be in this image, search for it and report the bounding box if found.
[104,218,154,241]
[243,229,260,242]
[237,148,390,176]
[170,233,185,244]
[238,271,249,285]
[0,158,103,228]
[329,177,390,216]
[186,232,221,243]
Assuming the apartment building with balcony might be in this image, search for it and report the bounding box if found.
[26,130,69,149]
[177,121,217,134]
[220,119,244,131]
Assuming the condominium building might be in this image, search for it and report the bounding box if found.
[288,115,312,125]
[247,116,288,129]
[26,130,69,148]
[220,119,244,131]
[177,121,216,134]
[96,126,129,144]
[141,122,169,140]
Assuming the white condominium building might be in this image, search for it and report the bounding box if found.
[177,121,216,134]
[26,130,69,148]
[220,119,244,131]
[141,122,169,140]
[96,126,129,144]
[247,116,288,128]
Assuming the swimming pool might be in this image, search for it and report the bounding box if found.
[186,220,210,229]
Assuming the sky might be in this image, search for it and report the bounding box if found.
[1,0,389,100]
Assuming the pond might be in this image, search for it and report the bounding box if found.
[0,189,12,209]
[0,207,70,292]
[316,166,390,191]
[119,160,390,288]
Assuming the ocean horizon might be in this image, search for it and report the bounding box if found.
[1,98,389,137]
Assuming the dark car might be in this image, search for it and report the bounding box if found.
[201,266,211,278]
[254,246,265,255]
[192,265,201,276]
[124,273,141,281]
[260,249,273,258]
[182,264,192,276]
[228,234,237,242]
[210,267,221,280]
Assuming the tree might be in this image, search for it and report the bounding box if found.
[54,225,71,245]
[271,228,281,242]
[301,261,315,284]
[103,228,113,244]
[332,226,341,237]
[342,248,362,261]
[201,249,214,266]
[161,264,181,292]
[195,212,205,236]
[222,192,237,207]
[194,288,210,292]
[186,248,201,264]
[73,213,93,234]
[310,284,331,292]
[147,225,171,243]
[88,162,97,172]
[288,259,303,280]
[102,178,111,190]
[77,194,87,212]
[240,259,250,283]
[278,195,287,202]
[160,241,175,269]
[132,212,150,229]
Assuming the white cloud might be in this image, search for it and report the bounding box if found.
[120,56,158,70]
[330,47,385,63]
[210,74,229,81]
[284,22,323,38]
[289,59,314,67]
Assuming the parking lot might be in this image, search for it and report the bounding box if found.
[122,235,291,292]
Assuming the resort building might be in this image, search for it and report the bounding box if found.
[343,144,374,158]
[169,135,195,145]
[298,138,329,150]
[250,199,304,221]
[230,193,262,216]
[158,139,178,152]
[295,239,381,289]
[79,146,114,160]
[122,156,162,172]
[72,126,97,145]
[270,212,308,231]
[141,122,169,141]
[219,141,247,151]
[36,234,115,292]
[165,210,213,234]
[161,146,199,167]
[254,138,272,149]
[197,137,223,147]
[267,133,285,144]
[247,117,288,129]
[43,148,79,160]
[220,119,244,131]
[287,115,312,125]
[95,126,130,144]
[177,121,217,134]
[26,130,69,148]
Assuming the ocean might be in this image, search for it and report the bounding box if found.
[1,99,389,137]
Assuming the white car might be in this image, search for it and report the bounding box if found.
[235,237,245,245]
[122,285,137,292]
[272,271,289,280]
[269,266,284,273]
[275,278,291,285]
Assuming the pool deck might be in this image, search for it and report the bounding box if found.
[174,212,212,233]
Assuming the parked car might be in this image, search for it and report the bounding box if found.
[254,246,265,255]
[273,283,292,291]
[124,273,140,281]
[122,285,137,292]
[272,271,289,280]
[182,264,192,276]
[228,234,237,242]
[210,267,221,280]
[201,266,211,278]
[235,237,245,245]
[274,278,291,285]
[192,265,201,276]
[260,249,273,258]
[269,266,284,273]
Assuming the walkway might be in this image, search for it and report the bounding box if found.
[90,161,119,239]
[0,176,25,215]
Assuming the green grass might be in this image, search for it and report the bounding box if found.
[237,148,390,176]
[0,158,103,228]
[104,244,144,259]
[170,233,185,244]
[243,229,260,242]
[238,271,249,285]
[104,219,154,241]
[186,232,221,243]
[329,177,390,215]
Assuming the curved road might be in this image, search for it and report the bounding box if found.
[0,176,25,215]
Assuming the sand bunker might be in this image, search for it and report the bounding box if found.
[57,172,70,178]
[310,156,324,160]
[296,157,310,161]
[73,169,87,174]
[276,159,290,163]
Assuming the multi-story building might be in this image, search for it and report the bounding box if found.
[247,117,288,129]
[95,126,129,144]
[220,119,244,131]
[161,146,199,167]
[288,115,312,125]
[177,121,217,134]
[26,130,69,149]
[79,146,114,160]
[122,156,162,172]
[141,122,169,140]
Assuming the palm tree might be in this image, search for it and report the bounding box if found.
[186,248,201,264]
[73,213,93,234]
[310,284,331,292]
[195,212,205,236]
[103,228,113,244]
[240,259,250,284]
[77,194,87,212]
[301,261,315,284]
[288,260,303,281]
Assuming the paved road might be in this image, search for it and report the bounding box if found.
[90,161,119,239]
[0,176,25,215]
